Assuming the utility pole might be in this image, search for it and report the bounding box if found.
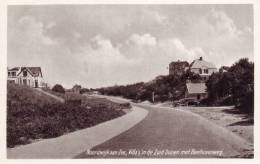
[152,91,155,103]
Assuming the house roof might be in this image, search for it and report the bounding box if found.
[26,67,42,77]
[17,67,42,77]
[190,58,216,69]
[186,82,207,94]
[8,67,20,71]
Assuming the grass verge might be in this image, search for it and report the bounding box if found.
[7,84,130,148]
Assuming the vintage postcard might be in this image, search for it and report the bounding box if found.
[1,0,259,163]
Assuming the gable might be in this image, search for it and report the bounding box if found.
[17,67,42,77]
[17,68,34,77]
[27,67,42,77]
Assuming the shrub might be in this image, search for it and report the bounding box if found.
[96,74,188,103]
[238,90,254,113]
[52,84,65,94]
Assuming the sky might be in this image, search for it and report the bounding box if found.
[8,5,253,88]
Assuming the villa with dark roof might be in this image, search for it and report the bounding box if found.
[7,67,44,88]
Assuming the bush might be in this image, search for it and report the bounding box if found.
[80,88,90,94]
[238,90,254,113]
[52,84,65,94]
[96,74,188,103]
[219,96,234,106]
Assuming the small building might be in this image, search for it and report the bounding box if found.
[169,61,189,76]
[7,67,44,88]
[185,82,207,100]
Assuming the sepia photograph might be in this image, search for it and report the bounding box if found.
[4,3,255,159]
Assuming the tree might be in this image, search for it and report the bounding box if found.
[206,73,219,93]
[229,58,254,113]
[52,84,65,94]
[206,58,254,113]
[72,84,81,94]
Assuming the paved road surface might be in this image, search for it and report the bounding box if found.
[75,96,252,158]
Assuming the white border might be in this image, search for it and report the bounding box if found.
[0,0,259,164]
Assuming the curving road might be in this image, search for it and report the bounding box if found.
[75,96,252,158]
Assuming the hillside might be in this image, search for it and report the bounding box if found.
[7,83,129,148]
[96,71,202,103]
[97,58,254,114]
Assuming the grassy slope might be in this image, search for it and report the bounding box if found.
[7,84,128,148]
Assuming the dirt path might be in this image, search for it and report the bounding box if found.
[34,88,65,103]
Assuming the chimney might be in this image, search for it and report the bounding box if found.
[199,57,203,61]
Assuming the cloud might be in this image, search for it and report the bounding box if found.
[60,33,206,88]
[46,21,56,29]
[209,8,241,37]
[85,35,132,64]
[114,34,207,85]
[186,8,253,67]
[8,6,253,88]
[190,8,248,45]
[127,33,157,46]
[16,16,57,46]
[8,16,58,68]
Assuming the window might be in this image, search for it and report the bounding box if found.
[23,71,27,77]
[204,69,209,74]
[8,72,11,77]
[199,68,202,74]
[11,72,16,76]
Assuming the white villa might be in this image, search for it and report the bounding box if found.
[189,57,218,80]
[169,57,218,101]
[7,67,44,88]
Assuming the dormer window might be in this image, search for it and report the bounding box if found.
[23,71,27,77]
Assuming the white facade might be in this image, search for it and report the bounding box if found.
[190,67,217,76]
[7,67,20,84]
[7,67,44,88]
[190,57,218,80]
